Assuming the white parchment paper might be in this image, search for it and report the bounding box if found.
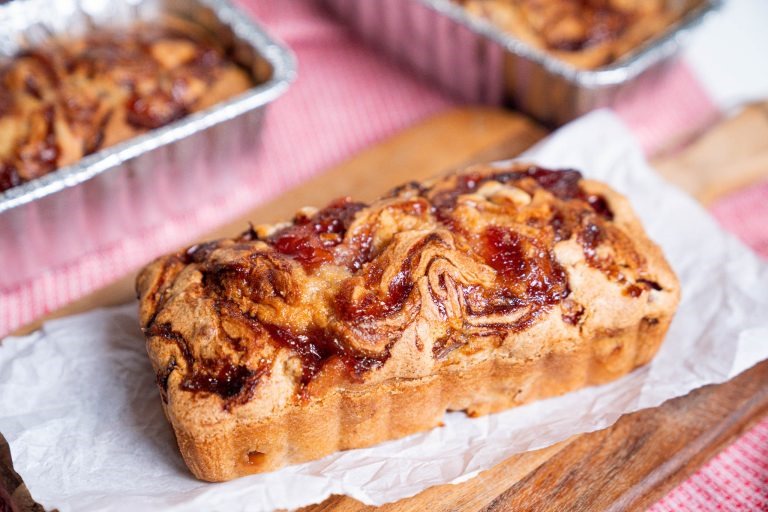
[2,111,768,512]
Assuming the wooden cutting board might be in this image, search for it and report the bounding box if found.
[3,105,768,512]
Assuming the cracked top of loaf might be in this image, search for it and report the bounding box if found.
[0,22,255,192]
[137,164,679,427]
[457,0,698,69]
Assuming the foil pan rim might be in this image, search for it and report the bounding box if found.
[0,0,297,214]
[417,0,722,87]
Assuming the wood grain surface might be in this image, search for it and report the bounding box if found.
[3,104,768,512]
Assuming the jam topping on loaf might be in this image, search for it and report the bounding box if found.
[139,164,670,406]
[0,23,254,193]
[136,165,683,480]
[267,198,368,272]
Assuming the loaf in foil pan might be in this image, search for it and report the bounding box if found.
[0,0,296,290]
[322,0,720,125]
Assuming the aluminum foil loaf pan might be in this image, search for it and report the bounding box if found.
[322,0,719,125]
[0,0,296,290]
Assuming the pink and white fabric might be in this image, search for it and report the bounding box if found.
[650,418,768,511]
[0,0,766,509]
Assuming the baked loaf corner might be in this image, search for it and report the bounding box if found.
[137,163,680,481]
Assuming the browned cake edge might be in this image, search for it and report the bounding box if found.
[166,312,670,481]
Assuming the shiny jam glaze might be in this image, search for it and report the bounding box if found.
[483,225,529,279]
[145,321,265,409]
[153,166,653,402]
[334,232,445,322]
[268,198,367,272]
[481,225,568,306]
[449,225,570,335]
[430,166,612,229]
[261,323,387,389]
[180,361,258,400]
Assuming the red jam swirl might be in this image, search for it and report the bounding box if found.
[145,321,263,407]
[268,198,367,272]
[461,225,569,330]
[173,167,646,399]
[180,361,258,400]
[260,323,387,389]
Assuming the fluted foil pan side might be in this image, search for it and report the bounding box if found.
[322,0,719,124]
[0,0,296,290]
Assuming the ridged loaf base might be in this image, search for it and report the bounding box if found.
[168,313,670,482]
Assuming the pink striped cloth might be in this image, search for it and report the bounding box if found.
[1,0,767,509]
[650,417,768,511]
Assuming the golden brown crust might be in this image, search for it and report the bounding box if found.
[137,163,680,481]
[0,22,254,192]
[457,0,698,69]
[175,312,671,481]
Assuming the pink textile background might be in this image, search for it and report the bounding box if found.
[1,0,767,509]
